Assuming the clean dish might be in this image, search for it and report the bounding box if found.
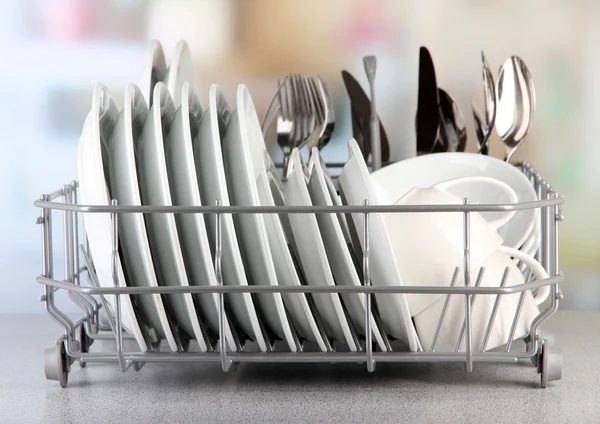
[137,39,167,107]
[194,84,268,352]
[164,40,194,108]
[261,153,330,350]
[229,84,327,350]
[370,152,537,250]
[338,138,421,351]
[313,153,353,246]
[283,148,358,351]
[385,176,517,317]
[137,82,209,352]
[107,83,178,352]
[307,148,388,351]
[77,84,148,352]
[164,82,237,351]
[415,246,548,352]
[223,84,296,351]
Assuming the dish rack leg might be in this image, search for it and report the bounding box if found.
[540,339,563,388]
[44,341,69,388]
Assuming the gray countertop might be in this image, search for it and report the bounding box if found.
[1,311,599,423]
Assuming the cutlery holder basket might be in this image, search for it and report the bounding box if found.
[35,161,564,388]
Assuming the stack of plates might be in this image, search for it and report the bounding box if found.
[77,40,421,353]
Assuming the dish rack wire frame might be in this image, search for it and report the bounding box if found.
[35,161,565,388]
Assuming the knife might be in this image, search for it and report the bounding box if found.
[341,70,390,164]
[416,46,440,155]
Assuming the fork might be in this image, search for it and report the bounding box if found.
[314,76,335,150]
[298,75,335,152]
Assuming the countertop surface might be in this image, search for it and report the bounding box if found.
[1,311,599,423]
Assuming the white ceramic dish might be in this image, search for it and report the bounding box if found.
[164,82,237,351]
[137,82,208,352]
[229,84,327,349]
[137,39,167,107]
[77,84,148,352]
[313,153,353,245]
[415,246,548,352]
[262,154,329,350]
[223,84,296,351]
[307,148,387,351]
[283,149,358,350]
[338,139,421,351]
[107,83,178,352]
[194,84,267,352]
[370,152,537,250]
[164,40,194,108]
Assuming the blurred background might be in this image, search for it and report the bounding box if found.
[0,0,597,313]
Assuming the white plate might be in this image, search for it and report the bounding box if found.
[194,84,268,352]
[77,84,148,352]
[137,82,209,352]
[261,154,329,350]
[307,148,388,352]
[165,82,237,351]
[137,39,167,107]
[227,84,326,350]
[313,153,353,246]
[283,148,358,351]
[338,139,421,351]
[224,85,302,351]
[164,40,194,108]
[370,152,537,250]
[107,83,178,352]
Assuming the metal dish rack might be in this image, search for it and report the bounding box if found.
[34,161,564,388]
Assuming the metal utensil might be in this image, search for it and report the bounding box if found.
[340,70,391,164]
[436,88,467,152]
[315,76,335,150]
[495,56,536,162]
[363,55,381,171]
[303,76,335,152]
[415,46,440,155]
[300,76,325,152]
[472,52,496,155]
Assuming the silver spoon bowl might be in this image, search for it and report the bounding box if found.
[472,51,496,155]
[495,56,536,162]
[436,87,467,152]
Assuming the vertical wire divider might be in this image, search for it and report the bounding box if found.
[40,193,75,342]
[456,267,484,352]
[462,198,473,372]
[533,172,542,263]
[479,267,510,352]
[505,267,532,352]
[110,199,128,373]
[553,190,563,304]
[542,181,552,278]
[527,182,555,352]
[362,199,374,372]
[538,176,547,272]
[78,244,120,338]
[215,200,230,372]
[430,267,460,352]
[63,185,86,350]
[72,181,99,319]
[63,186,93,324]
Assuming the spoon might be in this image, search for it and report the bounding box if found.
[495,56,536,162]
[435,88,467,152]
[472,52,496,155]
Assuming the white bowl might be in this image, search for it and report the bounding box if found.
[370,152,538,250]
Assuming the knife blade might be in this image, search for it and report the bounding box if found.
[341,70,390,163]
[416,46,440,155]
